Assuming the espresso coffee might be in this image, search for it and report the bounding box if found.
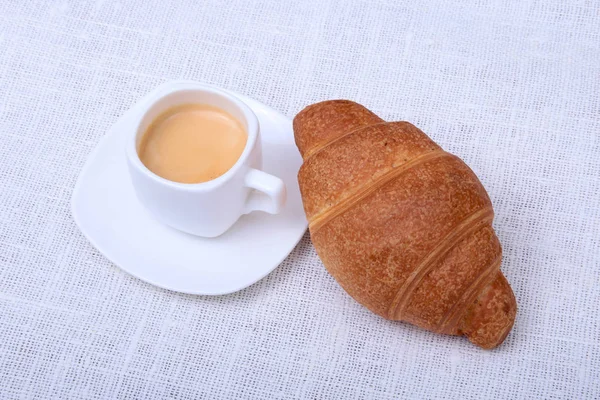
[138,104,247,184]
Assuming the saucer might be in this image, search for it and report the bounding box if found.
[71,81,308,295]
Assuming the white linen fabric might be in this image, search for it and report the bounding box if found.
[0,0,599,398]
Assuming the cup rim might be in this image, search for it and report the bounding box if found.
[126,82,259,191]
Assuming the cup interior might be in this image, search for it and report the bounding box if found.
[135,88,254,152]
[130,86,259,187]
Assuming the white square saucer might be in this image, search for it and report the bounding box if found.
[71,81,308,295]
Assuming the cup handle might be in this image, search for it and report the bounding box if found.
[243,168,286,215]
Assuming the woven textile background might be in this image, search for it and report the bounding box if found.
[1,0,599,398]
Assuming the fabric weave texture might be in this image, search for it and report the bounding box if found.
[0,0,599,398]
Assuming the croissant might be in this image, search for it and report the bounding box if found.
[293,100,516,349]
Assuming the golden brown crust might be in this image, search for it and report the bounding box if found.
[459,273,517,349]
[298,121,441,222]
[311,154,494,318]
[310,150,450,233]
[390,207,495,322]
[293,100,384,159]
[294,100,517,349]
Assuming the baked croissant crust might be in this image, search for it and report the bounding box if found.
[294,100,516,349]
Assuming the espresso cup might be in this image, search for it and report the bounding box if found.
[126,83,287,238]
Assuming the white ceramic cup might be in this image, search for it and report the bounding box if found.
[126,83,287,238]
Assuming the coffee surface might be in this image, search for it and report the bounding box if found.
[139,104,247,184]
